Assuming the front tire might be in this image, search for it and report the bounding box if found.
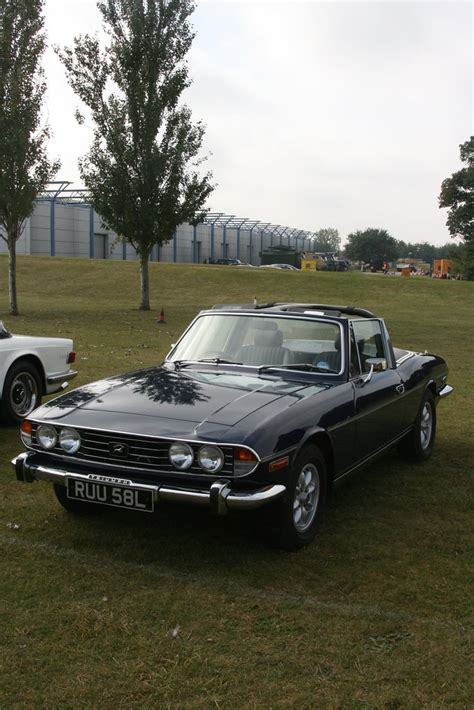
[0,361,42,426]
[398,390,436,462]
[269,444,327,550]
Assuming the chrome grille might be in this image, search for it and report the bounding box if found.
[31,424,235,476]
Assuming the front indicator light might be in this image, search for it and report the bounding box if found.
[59,428,81,454]
[268,456,290,472]
[198,445,224,473]
[37,424,57,450]
[233,447,258,476]
[169,442,194,470]
[20,420,32,447]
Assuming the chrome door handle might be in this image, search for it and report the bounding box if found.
[396,384,405,395]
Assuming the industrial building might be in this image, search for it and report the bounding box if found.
[0,182,319,265]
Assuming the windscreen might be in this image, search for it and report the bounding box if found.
[169,315,343,373]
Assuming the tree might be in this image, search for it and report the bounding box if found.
[439,137,474,279]
[439,137,473,242]
[0,0,59,315]
[344,228,398,269]
[58,0,214,310]
[313,227,340,253]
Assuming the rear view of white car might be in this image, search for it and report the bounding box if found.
[0,321,77,425]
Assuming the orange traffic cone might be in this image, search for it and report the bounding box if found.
[157,308,167,324]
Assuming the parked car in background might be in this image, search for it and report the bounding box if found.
[260,264,300,271]
[0,321,77,425]
[12,303,453,549]
[215,258,245,266]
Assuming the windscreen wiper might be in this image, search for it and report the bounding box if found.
[172,358,242,370]
[258,363,338,374]
[197,357,243,365]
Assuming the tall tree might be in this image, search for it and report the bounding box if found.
[58,0,214,310]
[344,228,397,269]
[0,0,59,315]
[313,227,340,253]
[439,137,473,241]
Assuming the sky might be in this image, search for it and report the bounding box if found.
[43,0,473,246]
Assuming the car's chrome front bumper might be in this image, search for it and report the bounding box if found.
[11,452,286,516]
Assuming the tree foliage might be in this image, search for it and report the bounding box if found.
[312,227,340,253]
[439,137,474,242]
[344,228,398,269]
[58,0,214,310]
[0,0,59,315]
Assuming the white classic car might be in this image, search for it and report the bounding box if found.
[0,321,77,425]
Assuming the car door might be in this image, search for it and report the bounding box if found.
[351,319,406,462]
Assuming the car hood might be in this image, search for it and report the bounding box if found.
[32,366,329,436]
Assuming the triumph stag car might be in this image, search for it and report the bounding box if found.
[12,303,453,549]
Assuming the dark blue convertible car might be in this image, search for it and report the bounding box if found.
[12,303,453,549]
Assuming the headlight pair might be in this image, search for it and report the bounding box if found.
[169,442,224,473]
[36,424,81,454]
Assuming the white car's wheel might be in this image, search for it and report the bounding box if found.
[1,361,42,425]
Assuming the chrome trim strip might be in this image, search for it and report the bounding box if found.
[47,370,78,384]
[395,351,415,366]
[11,455,286,514]
[334,428,411,482]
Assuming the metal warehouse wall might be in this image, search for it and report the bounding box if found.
[0,201,313,264]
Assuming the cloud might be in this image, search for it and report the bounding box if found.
[42,0,472,245]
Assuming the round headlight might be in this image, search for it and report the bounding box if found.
[169,442,194,470]
[198,445,224,473]
[37,424,57,450]
[59,427,81,454]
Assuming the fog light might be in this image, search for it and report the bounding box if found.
[59,427,81,454]
[198,445,224,473]
[37,424,57,450]
[169,442,194,470]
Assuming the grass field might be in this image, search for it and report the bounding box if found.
[0,256,473,708]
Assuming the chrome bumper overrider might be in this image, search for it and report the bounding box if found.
[11,453,286,516]
[438,384,454,399]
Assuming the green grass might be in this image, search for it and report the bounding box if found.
[0,256,473,708]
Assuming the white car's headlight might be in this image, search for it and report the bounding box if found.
[59,428,81,454]
[37,424,57,450]
[169,442,194,470]
[198,445,224,473]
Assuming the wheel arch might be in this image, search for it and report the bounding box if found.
[295,429,335,490]
[1,354,46,396]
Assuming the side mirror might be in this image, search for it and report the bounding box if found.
[361,358,387,385]
[366,357,387,373]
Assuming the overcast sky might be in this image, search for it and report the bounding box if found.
[43,0,473,245]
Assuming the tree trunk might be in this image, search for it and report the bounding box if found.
[8,231,19,316]
[139,252,151,310]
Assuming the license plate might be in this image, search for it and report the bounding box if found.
[66,477,154,513]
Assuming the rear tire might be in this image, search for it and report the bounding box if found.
[53,484,101,515]
[398,390,436,462]
[268,444,327,551]
[0,360,42,426]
